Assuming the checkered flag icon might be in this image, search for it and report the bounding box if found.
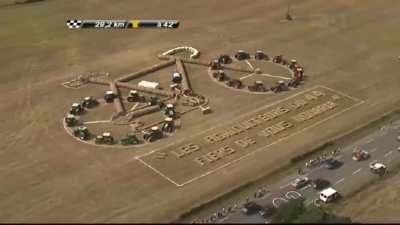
[66,20,82,29]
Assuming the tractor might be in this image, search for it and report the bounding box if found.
[272,55,284,64]
[127,90,145,102]
[94,135,105,144]
[161,117,175,133]
[143,126,163,142]
[212,70,226,82]
[104,91,117,103]
[234,50,250,60]
[294,66,304,80]
[271,81,286,93]
[81,96,98,108]
[218,54,232,64]
[172,72,183,84]
[120,133,140,145]
[94,132,114,145]
[73,126,90,140]
[226,79,242,89]
[210,59,221,70]
[289,59,297,70]
[287,77,301,88]
[254,50,268,60]
[163,104,176,118]
[102,132,114,144]
[65,114,78,127]
[69,102,85,115]
[248,81,268,92]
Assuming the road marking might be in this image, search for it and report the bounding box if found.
[384,151,393,158]
[370,148,377,153]
[136,157,182,187]
[300,184,311,191]
[352,168,362,175]
[261,193,272,199]
[365,138,374,144]
[371,159,378,164]
[286,191,303,200]
[272,197,288,208]
[335,178,345,184]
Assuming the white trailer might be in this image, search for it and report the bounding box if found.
[138,81,160,89]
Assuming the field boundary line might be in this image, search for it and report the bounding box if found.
[136,157,183,187]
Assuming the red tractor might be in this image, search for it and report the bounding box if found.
[294,66,304,80]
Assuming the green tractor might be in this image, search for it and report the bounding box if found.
[95,135,105,144]
[161,117,175,133]
[81,96,99,108]
[73,126,91,140]
[143,126,163,142]
[69,102,85,115]
[127,90,145,102]
[104,91,117,103]
[65,114,78,127]
[120,133,140,145]
[163,103,176,118]
[95,132,114,145]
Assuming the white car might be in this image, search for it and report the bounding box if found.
[291,177,309,189]
[370,162,387,174]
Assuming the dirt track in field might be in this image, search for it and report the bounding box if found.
[1,0,400,222]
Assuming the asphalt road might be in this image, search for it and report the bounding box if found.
[212,119,400,224]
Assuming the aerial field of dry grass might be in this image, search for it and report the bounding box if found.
[1,0,400,222]
[338,170,400,223]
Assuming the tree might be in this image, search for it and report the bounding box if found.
[274,198,352,224]
[294,205,326,223]
[273,198,305,223]
[324,213,352,224]
[295,204,352,224]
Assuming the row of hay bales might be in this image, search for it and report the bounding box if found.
[117,82,174,97]
[117,59,176,82]
[109,81,126,116]
[161,46,200,59]
[176,59,191,91]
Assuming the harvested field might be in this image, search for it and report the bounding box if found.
[1,0,400,223]
[338,170,400,223]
